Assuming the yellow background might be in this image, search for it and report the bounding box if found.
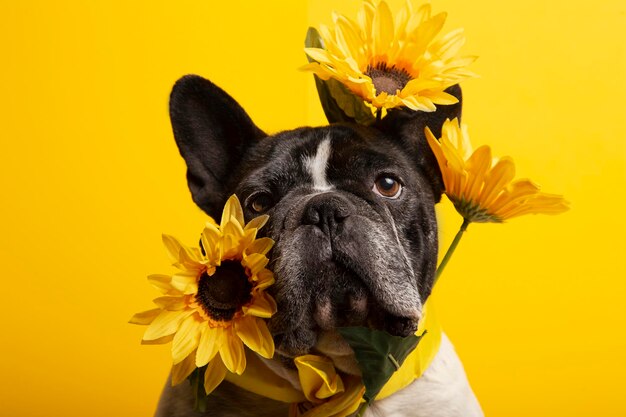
[1,0,624,415]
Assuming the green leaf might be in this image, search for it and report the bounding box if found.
[337,327,426,403]
[304,27,376,126]
[189,366,208,413]
[304,26,325,50]
[325,79,376,125]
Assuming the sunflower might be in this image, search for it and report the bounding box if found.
[130,195,277,395]
[425,118,570,223]
[303,0,476,112]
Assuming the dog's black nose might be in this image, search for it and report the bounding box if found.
[302,193,352,236]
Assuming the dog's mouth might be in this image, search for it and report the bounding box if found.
[311,259,419,336]
[269,257,420,361]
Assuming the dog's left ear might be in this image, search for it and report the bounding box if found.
[376,85,462,202]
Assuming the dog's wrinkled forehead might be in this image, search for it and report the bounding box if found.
[234,124,421,202]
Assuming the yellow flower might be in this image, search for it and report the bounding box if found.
[130,195,277,395]
[289,355,365,417]
[303,0,476,112]
[425,119,570,222]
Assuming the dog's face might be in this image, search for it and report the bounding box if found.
[169,75,461,361]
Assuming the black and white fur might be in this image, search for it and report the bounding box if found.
[156,75,483,417]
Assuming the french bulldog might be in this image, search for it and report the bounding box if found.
[155,75,483,417]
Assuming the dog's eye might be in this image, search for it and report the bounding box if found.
[247,192,274,213]
[373,176,402,199]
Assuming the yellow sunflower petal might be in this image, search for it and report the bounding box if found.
[246,237,274,256]
[238,228,258,254]
[219,327,247,375]
[177,245,204,271]
[408,2,432,32]
[244,214,269,232]
[430,27,466,61]
[201,222,222,262]
[147,274,176,294]
[323,23,346,60]
[393,0,411,40]
[463,145,492,202]
[408,12,447,56]
[223,217,246,257]
[424,126,446,170]
[129,308,161,325]
[254,269,276,290]
[162,234,203,271]
[195,325,225,368]
[221,195,245,230]
[243,291,277,318]
[257,320,276,359]
[204,355,228,395]
[225,215,246,237]
[161,234,186,263]
[498,194,570,220]
[402,78,444,94]
[478,157,516,208]
[440,132,467,173]
[400,95,437,112]
[426,90,460,105]
[425,125,459,196]
[141,334,175,345]
[295,355,345,402]
[304,48,336,67]
[357,0,375,43]
[171,314,203,364]
[335,16,365,66]
[171,349,197,386]
[305,376,365,417]
[153,295,187,311]
[372,0,394,58]
[170,271,199,295]
[449,118,473,157]
[143,309,192,341]
[242,253,269,275]
[488,179,541,214]
[234,316,274,359]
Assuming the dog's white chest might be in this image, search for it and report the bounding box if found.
[366,333,483,417]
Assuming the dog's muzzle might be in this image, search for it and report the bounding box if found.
[269,191,422,358]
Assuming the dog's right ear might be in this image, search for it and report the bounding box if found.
[375,84,463,203]
[169,75,266,218]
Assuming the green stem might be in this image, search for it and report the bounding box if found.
[434,218,471,286]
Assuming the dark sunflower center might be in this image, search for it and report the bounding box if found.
[196,260,252,321]
[365,63,412,95]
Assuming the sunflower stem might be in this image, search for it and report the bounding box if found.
[434,218,471,286]
[376,108,382,122]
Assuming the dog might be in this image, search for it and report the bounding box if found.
[155,75,483,417]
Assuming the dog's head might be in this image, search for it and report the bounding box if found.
[169,75,461,362]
